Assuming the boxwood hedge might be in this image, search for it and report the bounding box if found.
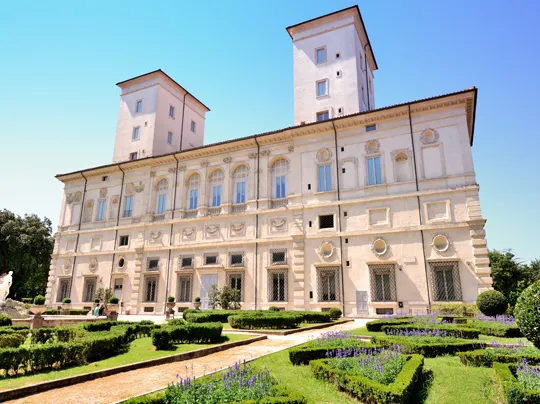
[289,342,371,365]
[310,354,424,403]
[184,310,332,325]
[229,313,303,330]
[151,322,223,350]
[381,324,481,339]
[365,318,413,332]
[458,348,540,367]
[463,322,522,338]
[494,362,540,404]
[371,335,486,357]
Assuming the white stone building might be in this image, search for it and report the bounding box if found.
[46,6,492,316]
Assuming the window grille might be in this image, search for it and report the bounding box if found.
[369,264,397,302]
[317,266,340,302]
[226,272,244,301]
[119,235,129,246]
[429,261,462,301]
[82,277,97,302]
[177,275,192,302]
[180,256,194,269]
[57,279,71,302]
[319,214,334,229]
[270,248,287,265]
[268,269,288,302]
[147,258,160,271]
[144,276,158,302]
[204,253,218,265]
[229,253,244,267]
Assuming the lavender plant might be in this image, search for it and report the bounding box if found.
[306,331,365,349]
[516,358,540,390]
[474,314,516,326]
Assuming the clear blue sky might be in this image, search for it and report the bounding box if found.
[0,1,538,262]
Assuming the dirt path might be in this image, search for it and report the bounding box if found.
[6,320,365,404]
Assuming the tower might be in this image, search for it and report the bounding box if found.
[286,6,378,125]
[112,69,210,163]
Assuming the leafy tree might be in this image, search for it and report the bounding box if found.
[220,286,241,310]
[207,285,221,309]
[0,210,54,300]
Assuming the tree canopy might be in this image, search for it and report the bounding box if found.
[0,210,54,300]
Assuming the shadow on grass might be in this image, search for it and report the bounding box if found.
[411,369,434,404]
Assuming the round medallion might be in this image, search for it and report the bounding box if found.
[318,241,336,260]
[89,257,98,272]
[432,234,450,252]
[372,238,388,256]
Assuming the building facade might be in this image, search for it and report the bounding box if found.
[46,6,492,317]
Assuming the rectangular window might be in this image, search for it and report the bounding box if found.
[227,273,244,301]
[167,132,173,145]
[317,267,340,302]
[319,214,334,229]
[316,47,326,64]
[316,111,329,122]
[270,249,287,265]
[191,120,196,132]
[230,253,244,267]
[130,152,138,161]
[369,264,396,302]
[189,189,198,210]
[144,276,158,302]
[132,126,140,141]
[177,276,192,302]
[83,277,97,302]
[57,279,71,302]
[367,156,382,185]
[97,200,106,221]
[275,176,286,199]
[235,182,246,204]
[147,258,160,271]
[123,195,133,218]
[316,80,327,97]
[136,100,142,113]
[366,124,377,132]
[169,105,175,118]
[180,256,194,269]
[318,164,332,192]
[211,185,222,207]
[268,270,287,302]
[205,254,218,265]
[429,261,462,301]
[119,235,129,247]
[157,194,166,214]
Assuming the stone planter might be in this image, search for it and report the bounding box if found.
[193,302,201,310]
[31,305,47,316]
[166,302,175,320]
[61,304,71,315]
[105,304,119,314]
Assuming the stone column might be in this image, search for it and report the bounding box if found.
[222,157,232,214]
[177,165,187,211]
[248,152,257,206]
[259,150,270,209]
[198,161,209,216]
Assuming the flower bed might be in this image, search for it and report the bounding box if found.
[458,343,540,367]
[365,318,413,332]
[125,361,306,404]
[463,315,522,338]
[371,335,485,357]
[494,360,540,404]
[310,353,424,403]
[382,324,480,339]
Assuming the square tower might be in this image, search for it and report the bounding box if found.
[287,6,378,125]
[112,69,210,163]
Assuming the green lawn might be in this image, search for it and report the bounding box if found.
[349,326,383,338]
[0,334,252,391]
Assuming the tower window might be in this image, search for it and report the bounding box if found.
[338,107,343,114]
[136,100,142,114]
[316,80,328,97]
[366,124,377,132]
[316,111,329,122]
[167,132,173,145]
[336,71,341,78]
[132,126,140,141]
[169,105,175,118]
[316,47,326,64]
[119,235,129,246]
[319,214,334,229]
[130,152,138,161]
[191,121,196,132]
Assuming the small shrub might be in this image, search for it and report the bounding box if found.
[229,313,303,330]
[194,297,201,303]
[21,298,33,304]
[62,298,72,304]
[94,298,100,304]
[0,314,12,327]
[167,318,186,326]
[268,306,280,312]
[371,335,486,357]
[151,323,223,349]
[0,334,24,348]
[459,347,540,367]
[515,281,540,349]
[431,302,479,316]
[328,308,342,320]
[477,290,508,316]
[167,296,175,303]
[365,318,412,332]
[33,295,46,305]
[109,296,120,304]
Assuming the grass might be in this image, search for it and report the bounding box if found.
[0,334,252,391]
[478,334,532,345]
[349,326,383,338]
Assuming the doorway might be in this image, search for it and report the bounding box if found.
[200,274,218,309]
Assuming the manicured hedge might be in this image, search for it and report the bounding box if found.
[29,308,91,315]
[371,336,486,358]
[0,326,30,338]
[31,326,85,344]
[289,342,370,366]
[494,362,540,404]
[0,315,12,327]
[381,324,481,339]
[298,312,332,323]
[463,322,522,338]
[310,354,424,403]
[365,318,412,332]
[458,349,540,367]
[437,315,468,324]
[430,303,480,316]
[151,323,223,350]
[0,334,24,348]
[229,314,303,330]
[184,310,332,325]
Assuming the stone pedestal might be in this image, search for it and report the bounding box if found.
[31,315,44,329]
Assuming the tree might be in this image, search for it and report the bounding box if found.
[0,210,54,300]
[207,285,221,309]
[489,250,539,308]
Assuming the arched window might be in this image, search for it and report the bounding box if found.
[155,179,168,214]
[394,152,411,183]
[272,159,289,199]
[209,170,224,207]
[233,165,248,204]
[187,174,200,210]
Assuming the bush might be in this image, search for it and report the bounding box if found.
[30,308,90,315]
[0,314,12,327]
[167,318,186,326]
[328,308,342,320]
[494,362,540,404]
[229,313,303,330]
[382,324,480,339]
[365,318,412,332]
[94,298,101,304]
[458,349,540,367]
[0,334,24,348]
[109,296,120,304]
[182,309,200,320]
[167,296,175,303]
[33,295,46,305]
[268,306,280,312]
[477,290,508,316]
[151,323,223,349]
[465,321,522,338]
[298,312,332,324]
[437,315,468,324]
[515,281,540,349]
[371,335,486,358]
[289,342,370,366]
[21,298,33,304]
[62,298,72,304]
[310,354,424,403]
[194,297,201,303]
[430,303,480,316]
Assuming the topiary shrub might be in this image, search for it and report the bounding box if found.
[0,314,12,327]
[33,295,46,305]
[476,290,507,316]
[167,296,175,303]
[268,306,280,312]
[62,298,72,304]
[328,308,342,320]
[109,296,120,304]
[515,281,540,349]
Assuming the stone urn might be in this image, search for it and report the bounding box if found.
[31,305,47,316]
[166,302,175,320]
[61,303,71,316]
[105,304,119,321]
[193,301,201,310]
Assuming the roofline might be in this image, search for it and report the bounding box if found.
[56,87,477,179]
[285,5,378,70]
[115,69,211,112]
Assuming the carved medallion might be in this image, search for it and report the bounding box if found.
[316,148,332,162]
[182,227,196,240]
[134,181,145,193]
[99,188,107,198]
[318,241,336,260]
[420,128,440,145]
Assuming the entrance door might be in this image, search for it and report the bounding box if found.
[200,274,218,309]
[114,278,123,300]
[356,291,368,314]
